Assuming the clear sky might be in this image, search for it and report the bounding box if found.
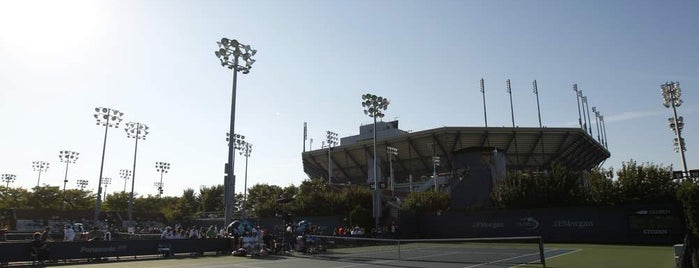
[0,0,697,197]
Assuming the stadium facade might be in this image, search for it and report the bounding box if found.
[301,120,610,208]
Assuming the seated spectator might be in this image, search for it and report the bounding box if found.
[88,227,104,241]
[41,227,54,242]
[30,232,49,264]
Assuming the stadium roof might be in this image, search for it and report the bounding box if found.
[302,126,610,185]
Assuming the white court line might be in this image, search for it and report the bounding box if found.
[463,249,559,268]
[331,251,463,268]
[510,248,583,268]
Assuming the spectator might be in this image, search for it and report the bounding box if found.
[188,226,200,239]
[64,225,76,242]
[104,228,112,241]
[88,227,103,241]
[41,227,54,242]
[206,226,217,238]
[30,232,49,264]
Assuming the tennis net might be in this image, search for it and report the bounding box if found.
[305,235,547,267]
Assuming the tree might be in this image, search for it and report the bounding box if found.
[491,164,587,208]
[62,189,95,210]
[402,191,450,213]
[103,191,130,212]
[246,183,284,218]
[0,187,30,209]
[27,185,62,210]
[587,168,622,206]
[616,160,678,204]
[677,180,699,267]
[198,185,224,213]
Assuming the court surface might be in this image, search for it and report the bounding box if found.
[54,247,573,268]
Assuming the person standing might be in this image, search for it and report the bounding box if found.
[64,225,76,241]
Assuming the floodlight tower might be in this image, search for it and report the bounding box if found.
[662,82,689,179]
[125,121,149,224]
[154,182,163,197]
[582,96,593,135]
[215,37,257,226]
[592,107,602,143]
[120,169,132,192]
[58,150,79,193]
[506,80,520,167]
[32,161,49,187]
[2,174,16,188]
[432,156,441,191]
[102,177,112,201]
[93,107,123,225]
[387,146,398,196]
[326,130,338,185]
[573,85,584,130]
[155,162,170,198]
[361,93,389,232]
[600,115,608,148]
[238,141,252,219]
[76,179,88,190]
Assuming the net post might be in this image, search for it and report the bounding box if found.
[397,239,401,260]
[538,236,546,268]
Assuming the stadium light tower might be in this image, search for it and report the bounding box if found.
[32,161,49,187]
[573,85,584,130]
[662,82,689,179]
[154,181,163,197]
[215,37,257,226]
[125,121,149,225]
[592,107,602,143]
[600,115,608,148]
[326,130,338,185]
[582,96,593,135]
[58,150,79,193]
[155,162,170,198]
[362,93,390,232]
[237,141,252,219]
[506,80,520,167]
[76,179,88,190]
[2,174,16,188]
[432,156,441,191]
[387,146,398,196]
[93,107,123,226]
[120,169,132,192]
[102,177,112,201]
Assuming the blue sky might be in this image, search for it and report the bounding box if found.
[0,0,697,197]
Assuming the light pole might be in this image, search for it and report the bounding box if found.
[32,161,49,187]
[154,182,163,197]
[326,131,338,185]
[120,169,132,192]
[215,37,257,226]
[361,93,389,232]
[2,174,16,188]
[506,80,520,167]
[432,156,441,191]
[592,107,602,143]
[102,177,112,201]
[76,179,88,190]
[238,140,252,219]
[125,121,149,225]
[59,150,79,208]
[93,107,123,226]
[532,80,545,162]
[573,84,584,130]
[582,96,593,135]
[155,162,170,198]
[387,146,398,196]
[662,82,689,179]
[600,115,608,148]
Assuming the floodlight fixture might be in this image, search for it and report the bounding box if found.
[32,161,50,187]
[326,130,338,185]
[155,162,171,198]
[58,150,79,190]
[76,179,88,190]
[2,174,16,188]
[120,169,132,192]
[237,140,252,219]
[92,106,123,226]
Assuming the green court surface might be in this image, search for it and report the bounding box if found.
[518,243,675,268]
[30,243,673,268]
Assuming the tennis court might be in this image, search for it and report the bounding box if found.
[56,235,573,268]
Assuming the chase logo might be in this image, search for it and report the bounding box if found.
[516,217,540,230]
